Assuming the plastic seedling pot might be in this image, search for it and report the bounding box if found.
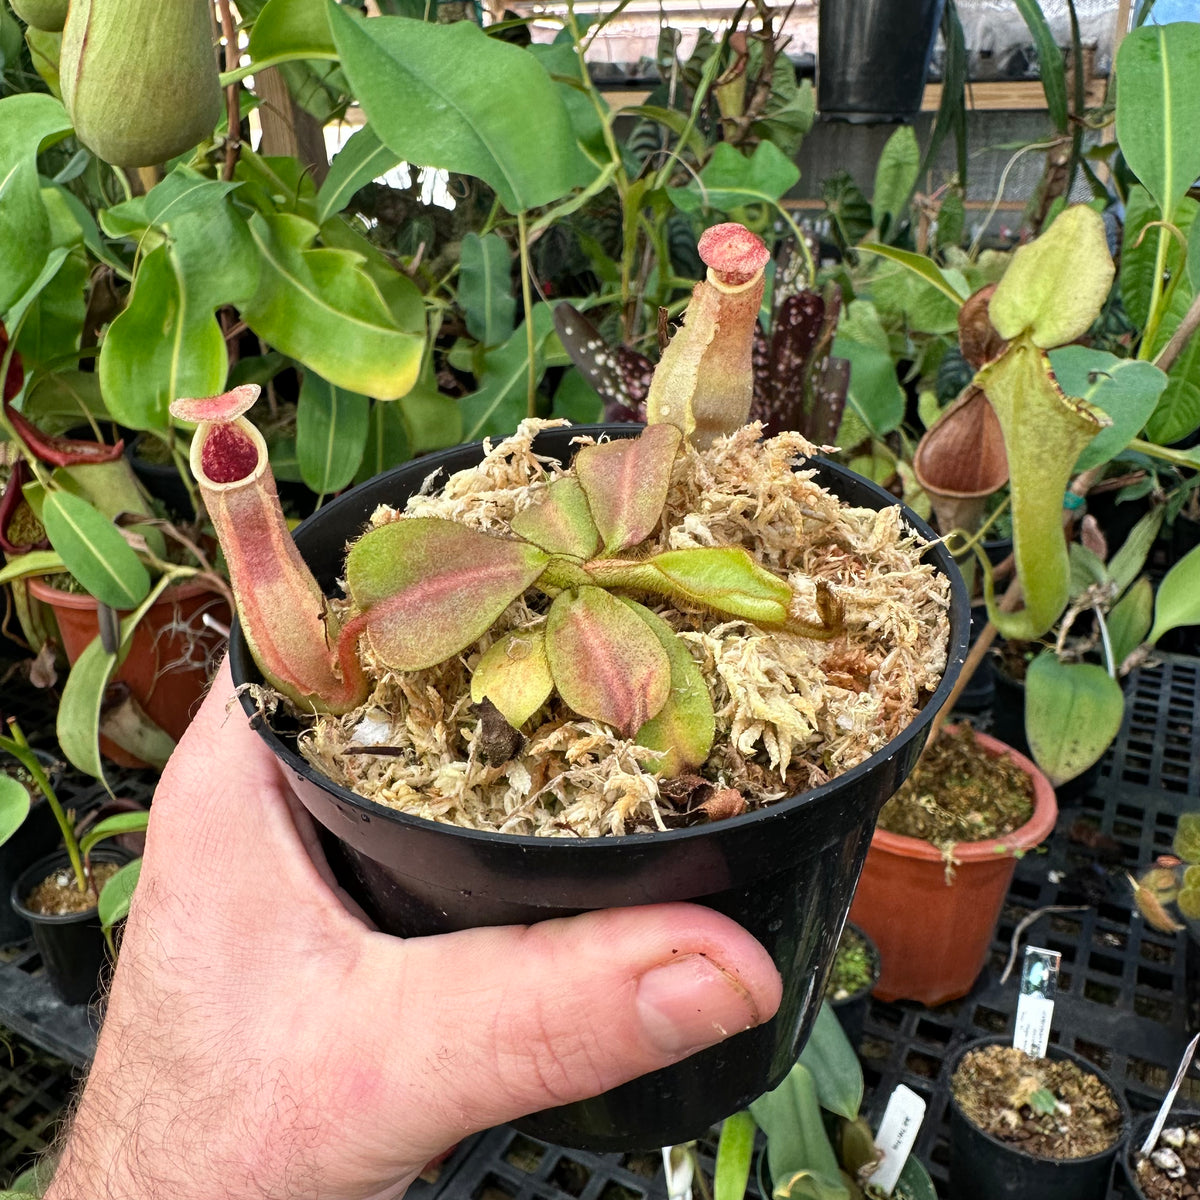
[11,846,131,1005]
[949,1037,1130,1200]
[827,922,881,1051]
[0,750,63,947]
[229,425,970,1152]
[1123,1109,1200,1199]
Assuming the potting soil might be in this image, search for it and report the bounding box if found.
[875,723,1034,850]
[951,1043,1123,1160]
[299,420,952,837]
[1133,1125,1200,1200]
[23,860,119,916]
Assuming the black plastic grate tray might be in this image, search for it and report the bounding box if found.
[2,656,1198,1198]
[0,1033,79,1183]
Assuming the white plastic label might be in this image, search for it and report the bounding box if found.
[867,1084,926,1195]
[1013,945,1061,1058]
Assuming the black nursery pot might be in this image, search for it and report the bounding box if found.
[1122,1108,1200,1198]
[0,752,63,948]
[11,847,130,1005]
[229,424,969,1151]
[126,433,195,519]
[827,922,880,1051]
[948,1037,1131,1200]
[817,0,946,122]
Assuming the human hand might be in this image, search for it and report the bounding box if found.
[46,659,781,1200]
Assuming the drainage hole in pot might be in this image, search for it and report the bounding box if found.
[904,1050,940,1079]
[916,1019,953,1047]
[622,1152,662,1179]
[599,1185,644,1200]
[971,1005,1009,1034]
[503,1134,545,1172]
[474,1174,517,1200]
[548,1156,591,1196]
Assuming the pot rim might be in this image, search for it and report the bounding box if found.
[232,426,971,852]
[10,846,133,925]
[26,574,225,612]
[950,1035,1131,1167]
[869,727,1058,864]
[1125,1108,1200,1192]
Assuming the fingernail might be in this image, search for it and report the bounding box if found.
[636,954,761,1056]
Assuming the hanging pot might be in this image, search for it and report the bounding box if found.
[228,424,970,1151]
[949,1037,1130,1200]
[848,729,1057,1006]
[817,0,947,122]
[10,846,132,1004]
[26,576,229,767]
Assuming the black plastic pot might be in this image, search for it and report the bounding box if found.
[817,0,946,123]
[948,1038,1130,1200]
[125,433,195,519]
[11,846,130,1005]
[1122,1108,1200,1198]
[229,424,969,1151]
[955,604,996,714]
[826,922,880,1051]
[0,751,64,948]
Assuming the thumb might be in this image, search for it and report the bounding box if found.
[361,902,782,1151]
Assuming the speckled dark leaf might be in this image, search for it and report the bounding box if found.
[750,291,825,436]
[553,301,652,422]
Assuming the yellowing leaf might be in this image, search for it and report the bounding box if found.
[471,627,553,727]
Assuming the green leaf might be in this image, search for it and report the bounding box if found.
[1048,346,1169,471]
[317,124,401,224]
[317,216,425,334]
[989,205,1115,349]
[625,599,715,776]
[470,627,554,728]
[529,41,611,171]
[1150,539,1200,644]
[858,242,967,309]
[329,4,582,212]
[97,856,142,932]
[978,336,1107,640]
[546,587,671,738]
[345,517,548,671]
[668,140,800,217]
[552,368,604,424]
[1108,576,1154,666]
[832,334,904,437]
[354,398,412,484]
[797,1002,863,1121]
[246,0,335,69]
[574,423,680,555]
[1147,325,1200,445]
[79,811,149,860]
[1013,0,1068,131]
[510,477,601,559]
[1025,652,1125,785]
[714,1111,757,1200]
[0,93,72,314]
[460,232,515,347]
[399,378,461,453]
[871,126,920,238]
[1116,22,1200,223]
[41,491,150,610]
[98,170,259,430]
[0,549,67,587]
[296,372,370,495]
[896,1155,939,1200]
[240,211,424,400]
[57,574,175,780]
[97,244,228,431]
[1119,187,1197,329]
[0,774,31,849]
[14,242,87,373]
[1190,211,1200,294]
[459,303,555,442]
[1107,506,1166,597]
[749,1063,848,1200]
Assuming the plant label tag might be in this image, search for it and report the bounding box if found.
[1013,945,1060,1058]
[867,1084,926,1195]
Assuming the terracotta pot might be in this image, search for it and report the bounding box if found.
[848,728,1057,1006]
[27,577,229,767]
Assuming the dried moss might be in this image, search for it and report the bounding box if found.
[297,420,952,837]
